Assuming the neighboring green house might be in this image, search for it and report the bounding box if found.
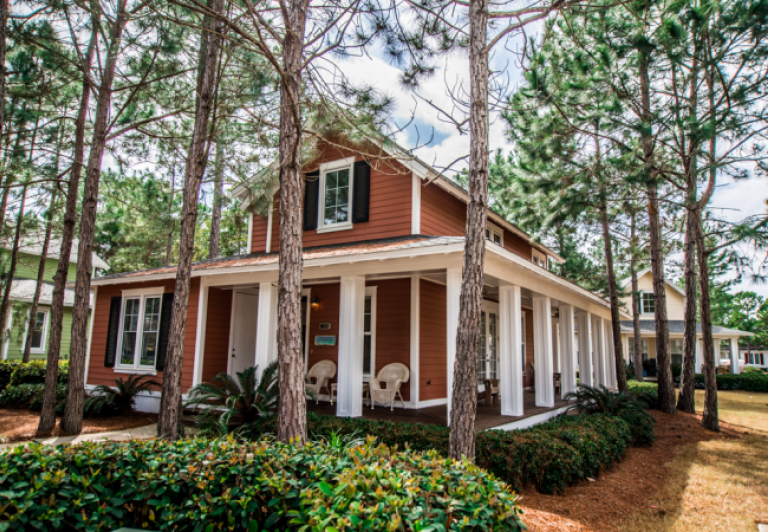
[1,236,109,361]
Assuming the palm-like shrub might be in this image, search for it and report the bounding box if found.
[184,362,279,435]
[84,375,160,416]
[565,384,652,421]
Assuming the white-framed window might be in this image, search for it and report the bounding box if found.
[116,289,164,371]
[521,314,527,376]
[532,249,547,269]
[477,303,500,382]
[27,310,48,353]
[363,286,377,377]
[318,156,355,233]
[640,292,655,315]
[485,222,503,247]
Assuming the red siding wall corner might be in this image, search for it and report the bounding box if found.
[88,279,200,392]
[201,287,233,382]
[419,279,447,401]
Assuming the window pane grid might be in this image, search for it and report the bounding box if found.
[323,168,350,226]
[120,298,140,365]
[30,311,46,349]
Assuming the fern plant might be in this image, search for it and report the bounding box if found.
[184,362,279,434]
[84,375,160,416]
[564,384,652,422]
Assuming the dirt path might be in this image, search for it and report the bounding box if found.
[0,408,158,443]
[519,390,768,532]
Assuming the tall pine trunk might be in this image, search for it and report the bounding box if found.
[38,23,98,435]
[599,197,627,392]
[209,141,223,258]
[276,0,311,444]
[449,0,487,461]
[0,185,26,342]
[677,203,698,412]
[23,190,57,362]
[639,49,674,414]
[629,209,644,381]
[0,0,7,142]
[157,0,224,440]
[61,3,129,435]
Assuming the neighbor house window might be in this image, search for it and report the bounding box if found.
[118,294,163,370]
[628,338,650,361]
[640,292,655,315]
[28,310,47,352]
[319,157,355,232]
[670,339,683,366]
[532,249,547,269]
[485,222,503,247]
[362,287,377,377]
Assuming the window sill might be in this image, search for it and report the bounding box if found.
[114,367,158,376]
[317,223,353,234]
[29,349,46,354]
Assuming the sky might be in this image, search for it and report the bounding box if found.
[331,38,768,298]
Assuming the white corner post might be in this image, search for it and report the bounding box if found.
[559,304,577,398]
[410,275,420,405]
[445,267,461,425]
[533,296,554,408]
[336,276,366,418]
[592,316,606,387]
[552,317,561,374]
[192,278,210,386]
[254,281,278,373]
[714,340,721,370]
[84,286,98,386]
[499,285,523,416]
[605,319,617,389]
[730,337,740,374]
[695,338,703,373]
[623,334,630,365]
[577,311,593,387]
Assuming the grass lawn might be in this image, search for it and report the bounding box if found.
[520,390,768,532]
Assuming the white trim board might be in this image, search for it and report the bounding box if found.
[488,405,570,431]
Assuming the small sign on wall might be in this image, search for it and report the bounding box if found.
[319,323,331,330]
[314,335,336,346]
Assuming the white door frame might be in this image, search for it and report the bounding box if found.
[227,288,259,376]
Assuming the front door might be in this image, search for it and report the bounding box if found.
[230,291,258,376]
[478,303,500,382]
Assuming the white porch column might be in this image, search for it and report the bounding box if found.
[577,311,593,387]
[410,276,420,405]
[445,268,461,424]
[192,279,210,386]
[533,296,554,407]
[559,304,577,398]
[695,338,703,373]
[499,285,524,416]
[254,281,278,372]
[730,337,740,374]
[714,340,721,370]
[552,318,561,374]
[605,320,617,389]
[592,316,606,387]
[337,276,366,418]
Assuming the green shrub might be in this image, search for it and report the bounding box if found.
[0,438,527,531]
[693,372,768,392]
[84,375,160,416]
[742,366,767,375]
[627,381,661,410]
[0,360,69,389]
[248,411,635,495]
[671,363,682,380]
[0,383,66,414]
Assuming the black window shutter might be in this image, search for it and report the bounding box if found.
[155,292,175,371]
[104,296,122,368]
[303,171,320,231]
[352,160,371,224]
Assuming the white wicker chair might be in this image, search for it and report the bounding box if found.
[305,360,336,404]
[369,363,409,410]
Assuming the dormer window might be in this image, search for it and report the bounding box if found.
[304,157,370,233]
[485,222,503,247]
[532,249,547,269]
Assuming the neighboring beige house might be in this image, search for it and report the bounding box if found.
[619,268,753,374]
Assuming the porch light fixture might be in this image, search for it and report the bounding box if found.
[311,296,320,310]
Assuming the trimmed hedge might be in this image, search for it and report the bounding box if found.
[0,383,67,414]
[693,372,768,392]
[251,411,640,494]
[0,438,527,531]
[627,381,661,410]
[0,360,69,389]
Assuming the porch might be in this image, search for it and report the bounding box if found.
[306,391,569,431]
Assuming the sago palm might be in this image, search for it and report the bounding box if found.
[564,384,652,422]
[84,375,160,416]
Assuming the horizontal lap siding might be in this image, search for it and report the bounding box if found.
[419,280,446,401]
[202,287,232,382]
[250,142,412,255]
[367,279,410,401]
[420,184,465,237]
[87,279,199,392]
[503,229,533,260]
[306,283,340,381]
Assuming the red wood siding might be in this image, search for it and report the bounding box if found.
[250,142,412,254]
[503,228,533,259]
[202,287,232,382]
[420,183,465,237]
[367,278,411,401]
[305,283,341,378]
[88,279,199,392]
[419,280,447,401]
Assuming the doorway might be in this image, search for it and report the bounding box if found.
[229,290,258,377]
[478,302,500,382]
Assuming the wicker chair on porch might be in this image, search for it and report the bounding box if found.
[553,373,562,396]
[305,360,336,404]
[369,363,409,411]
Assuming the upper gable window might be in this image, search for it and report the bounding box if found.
[640,291,655,315]
[485,222,503,247]
[532,249,547,269]
[319,157,356,233]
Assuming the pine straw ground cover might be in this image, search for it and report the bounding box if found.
[519,390,768,532]
[0,408,157,443]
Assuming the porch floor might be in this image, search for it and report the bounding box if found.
[306,391,568,431]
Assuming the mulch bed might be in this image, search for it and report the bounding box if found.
[0,408,158,443]
[518,410,743,532]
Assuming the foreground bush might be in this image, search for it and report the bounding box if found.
[0,383,66,414]
[247,411,638,494]
[627,381,661,410]
[0,437,526,531]
[693,372,768,393]
[0,360,68,390]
